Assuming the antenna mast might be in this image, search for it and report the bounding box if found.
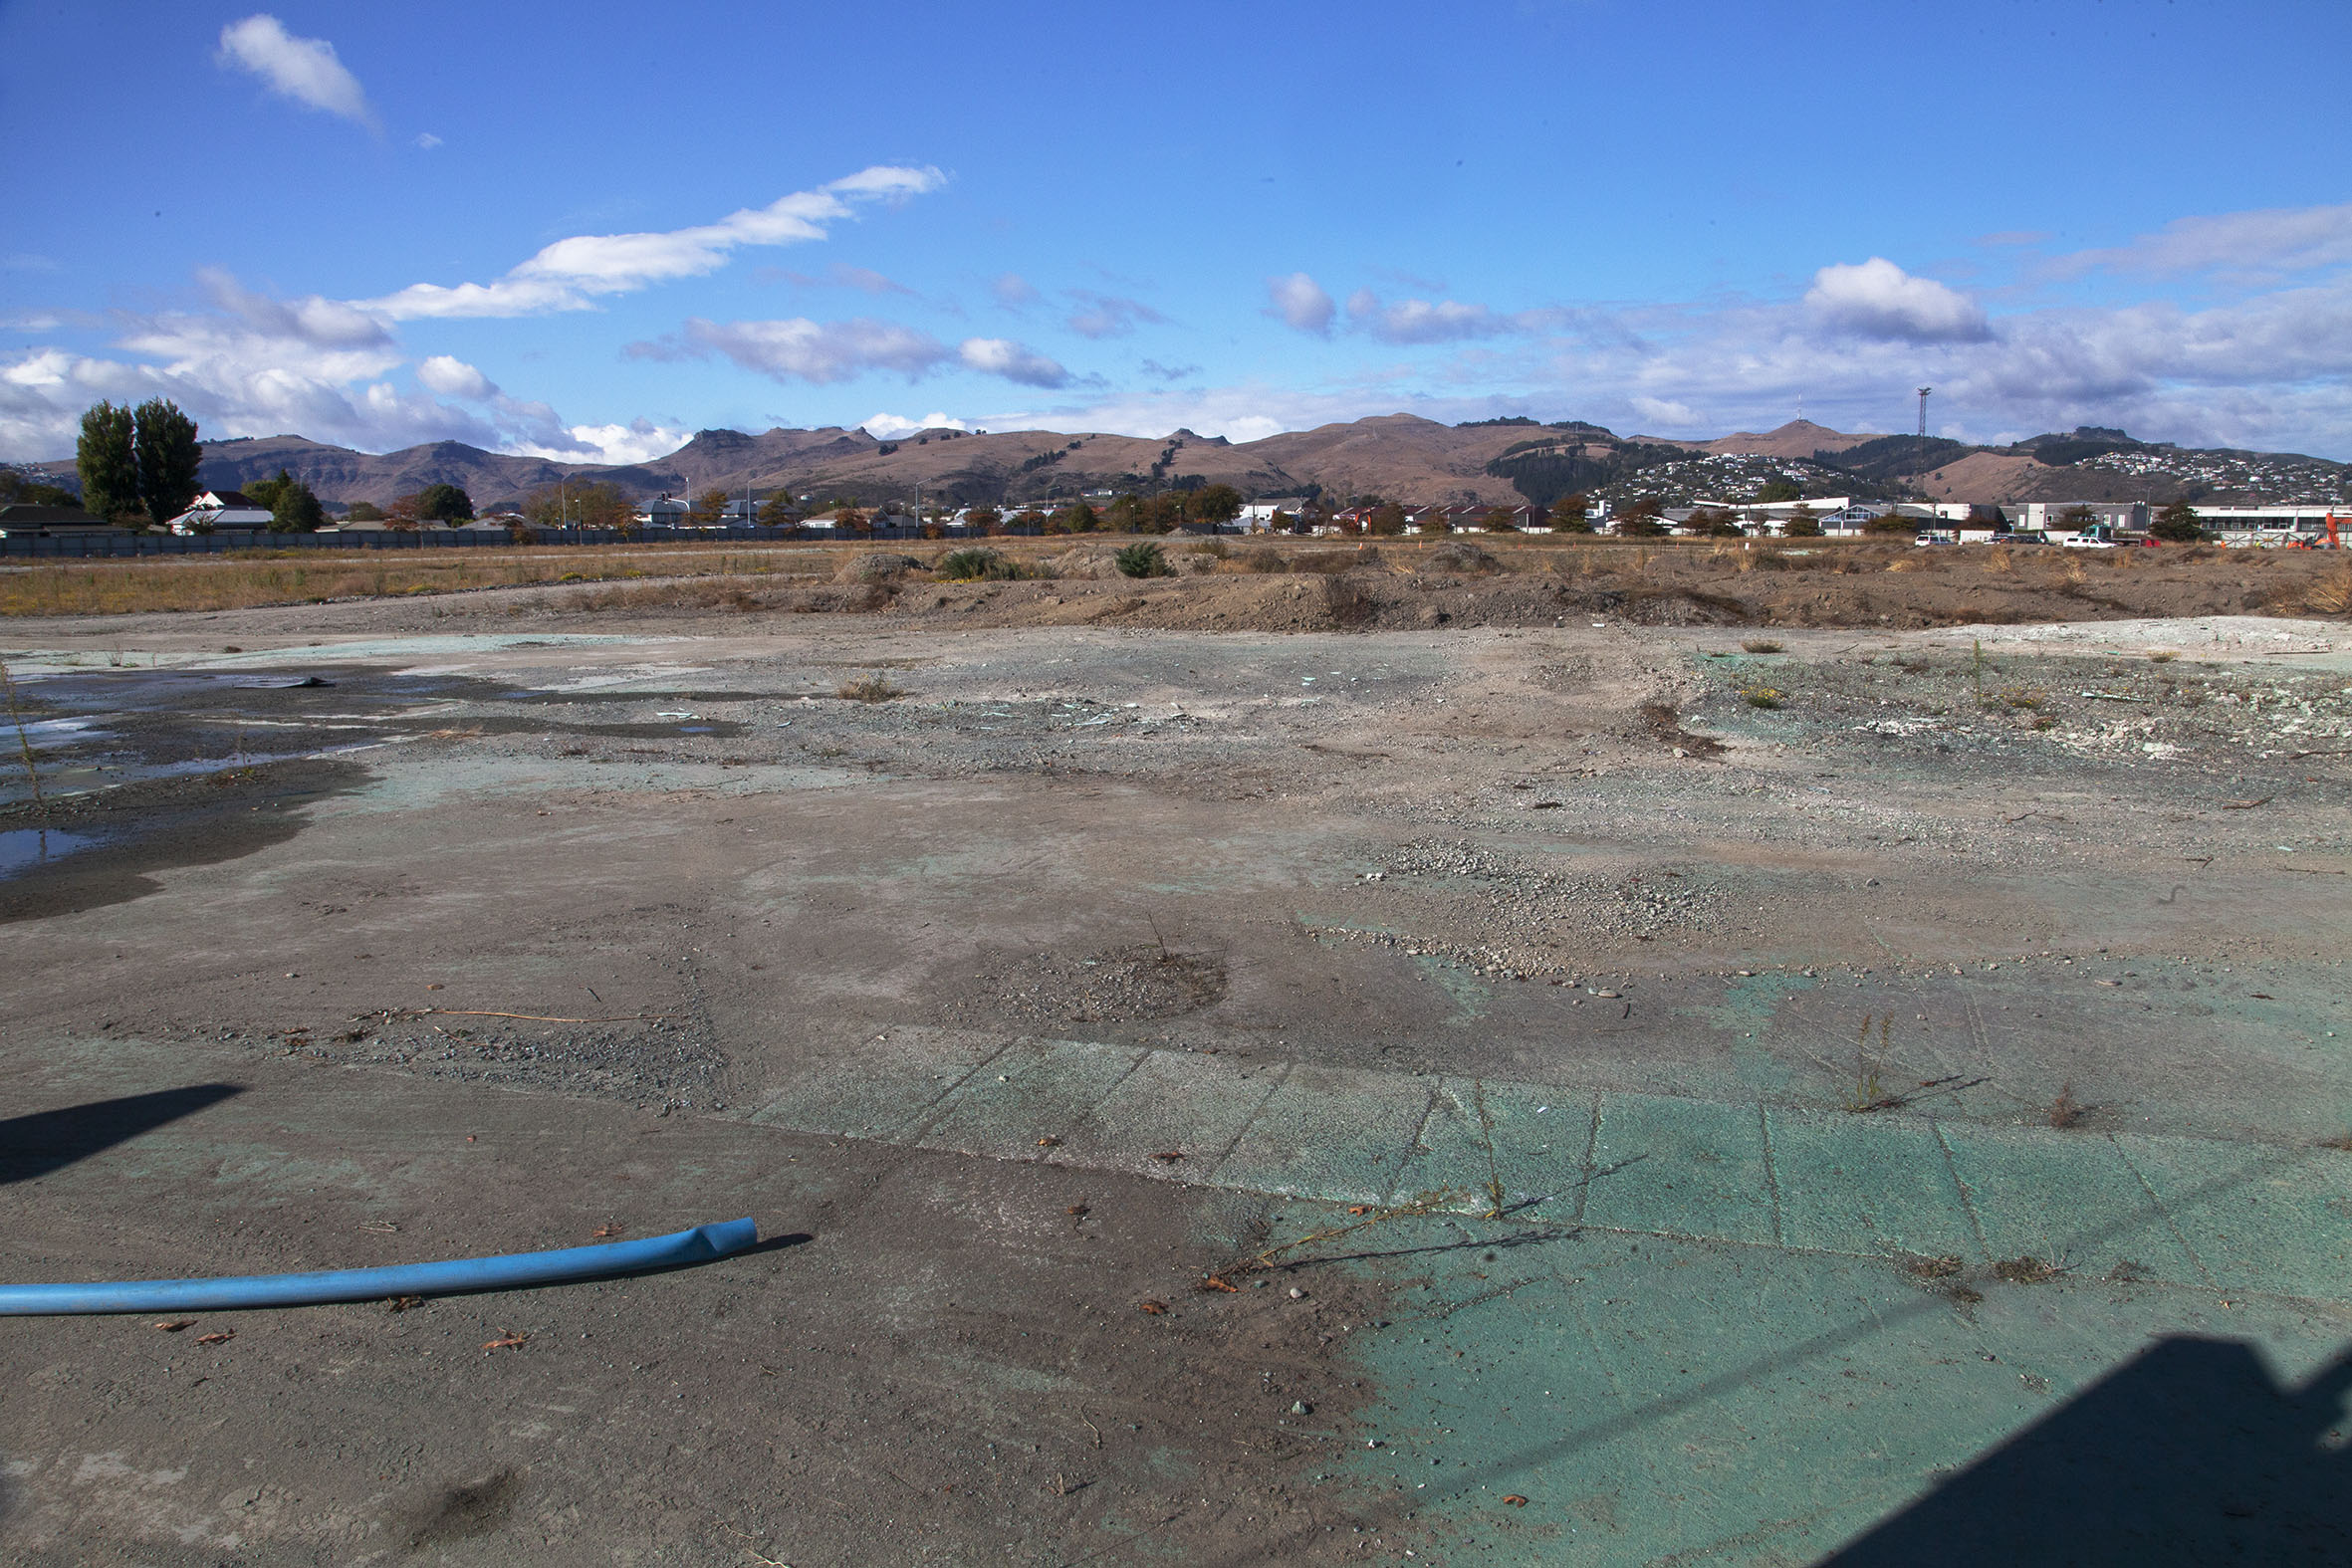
[1917,386,1932,440]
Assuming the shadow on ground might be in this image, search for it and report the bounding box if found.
[0,1083,243,1184]
[1828,1334,2352,1566]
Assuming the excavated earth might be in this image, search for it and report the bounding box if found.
[3,555,2351,1565]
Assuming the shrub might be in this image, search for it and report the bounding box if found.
[1741,639,1783,653]
[1743,687,1783,709]
[1115,542,1170,577]
[836,674,904,702]
[937,548,1020,580]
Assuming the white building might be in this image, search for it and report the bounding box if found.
[2014,501,2148,535]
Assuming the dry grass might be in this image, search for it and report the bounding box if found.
[2306,563,2352,615]
[835,674,905,703]
[0,544,817,617]
[1741,638,1783,654]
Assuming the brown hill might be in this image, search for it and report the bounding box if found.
[1697,420,1876,459]
[32,413,2335,511]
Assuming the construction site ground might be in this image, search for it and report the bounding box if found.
[4,563,2351,1565]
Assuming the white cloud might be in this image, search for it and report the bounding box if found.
[414,131,442,150]
[415,354,495,399]
[513,420,691,466]
[1266,273,1334,336]
[861,411,969,440]
[956,337,1069,388]
[1628,395,1700,429]
[648,317,951,383]
[217,16,375,128]
[2057,201,2352,280]
[1347,289,1518,344]
[1804,258,1991,343]
[1064,291,1166,339]
[992,273,1040,309]
[363,165,948,320]
[775,262,917,297]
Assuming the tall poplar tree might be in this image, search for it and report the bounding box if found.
[76,402,138,523]
[133,398,203,527]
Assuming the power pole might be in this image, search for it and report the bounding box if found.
[1917,386,1932,440]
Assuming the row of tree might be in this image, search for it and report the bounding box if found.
[76,399,202,528]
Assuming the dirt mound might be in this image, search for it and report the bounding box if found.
[1418,542,1504,574]
[1041,547,1125,579]
[835,552,924,583]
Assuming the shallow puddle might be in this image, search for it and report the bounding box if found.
[0,826,99,877]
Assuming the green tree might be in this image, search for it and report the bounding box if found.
[1142,494,1186,533]
[245,469,292,512]
[1366,502,1407,537]
[523,481,635,530]
[76,401,138,524]
[1780,514,1824,539]
[1550,491,1594,533]
[1481,504,1521,533]
[345,500,386,522]
[132,397,202,527]
[415,483,474,523]
[1613,495,1666,537]
[269,478,325,533]
[1104,495,1144,533]
[1690,506,1744,538]
[1058,499,1100,533]
[688,487,729,526]
[2151,499,2204,543]
[1186,484,1244,524]
[1756,480,1801,505]
[964,504,1004,534]
[1862,512,1919,536]
[759,493,798,526]
[0,470,81,507]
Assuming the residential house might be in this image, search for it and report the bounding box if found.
[0,503,117,538]
[165,503,274,536]
[633,495,692,527]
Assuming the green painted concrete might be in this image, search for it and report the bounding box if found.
[744,1030,2352,1308]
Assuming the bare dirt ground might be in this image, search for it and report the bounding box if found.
[4,565,2351,1565]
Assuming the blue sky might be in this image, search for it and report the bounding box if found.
[4,0,2349,463]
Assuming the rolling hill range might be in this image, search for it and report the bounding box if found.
[23,415,2349,511]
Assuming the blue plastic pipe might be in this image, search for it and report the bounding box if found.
[0,1218,758,1316]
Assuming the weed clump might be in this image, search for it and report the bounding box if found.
[1994,1256,2062,1284]
[1742,687,1784,710]
[1741,639,1783,654]
[2046,1081,2088,1129]
[835,674,904,703]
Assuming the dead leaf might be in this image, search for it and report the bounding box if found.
[482,1333,527,1350]
[1149,1150,1185,1163]
[1197,1275,1240,1293]
[1137,1300,1169,1316]
[1503,1494,1529,1507]
[153,1320,194,1333]
[385,1295,422,1312]
[1036,1136,1061,1148]
[1346,1205,1371,1216]
[1065,1204,1089,1217]
[196,1331,234,1346]
[591,1225,622,1238]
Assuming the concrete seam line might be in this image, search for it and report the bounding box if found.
[0,1218,759,1316]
